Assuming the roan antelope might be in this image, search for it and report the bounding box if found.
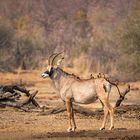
[42,53,115,132]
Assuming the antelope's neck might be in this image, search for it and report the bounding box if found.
[51,68,69,91]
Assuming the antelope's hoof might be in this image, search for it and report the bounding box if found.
[71,126,76,132]
[67,127,76,132]
[109,126,114,130]
[100,127,105,130]
[67,128,72,132]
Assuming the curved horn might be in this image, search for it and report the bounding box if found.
[51,52,63,66]
[56,57,64,66]
[48,53,58,65]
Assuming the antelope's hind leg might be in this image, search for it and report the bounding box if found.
[108,104,114,130]
[100,106,109,130]
[65,98,76,132]
[71,102,77,131]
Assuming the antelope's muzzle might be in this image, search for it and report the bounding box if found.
[42,73,49,78]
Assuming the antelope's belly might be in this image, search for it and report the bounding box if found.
[73,91,98,104]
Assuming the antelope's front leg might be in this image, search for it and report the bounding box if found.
[66,98,74,132]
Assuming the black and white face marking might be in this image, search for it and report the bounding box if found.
[42,71,50,78]
[41,66,61,79]
[42,66,53,78]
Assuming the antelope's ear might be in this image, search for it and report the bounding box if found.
[56,57,64,66]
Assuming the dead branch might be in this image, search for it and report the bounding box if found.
[0,85,40,107]
[0,85,39,111]
[0,101,29,112]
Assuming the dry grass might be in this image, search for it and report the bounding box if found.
[0,70,140,140]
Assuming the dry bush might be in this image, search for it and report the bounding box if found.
[0,0,139,81]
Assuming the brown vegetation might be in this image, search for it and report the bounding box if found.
[0,0,139,81]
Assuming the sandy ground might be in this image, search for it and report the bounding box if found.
[0,71,140,140]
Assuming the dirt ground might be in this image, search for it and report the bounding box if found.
[0,71,140,140]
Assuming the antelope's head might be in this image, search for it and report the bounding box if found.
[42,53,64,78]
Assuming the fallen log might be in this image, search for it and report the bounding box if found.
[0,85,39,111]
[0,85,40,107]
[0,101,29,112]
[19,91,38,107]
